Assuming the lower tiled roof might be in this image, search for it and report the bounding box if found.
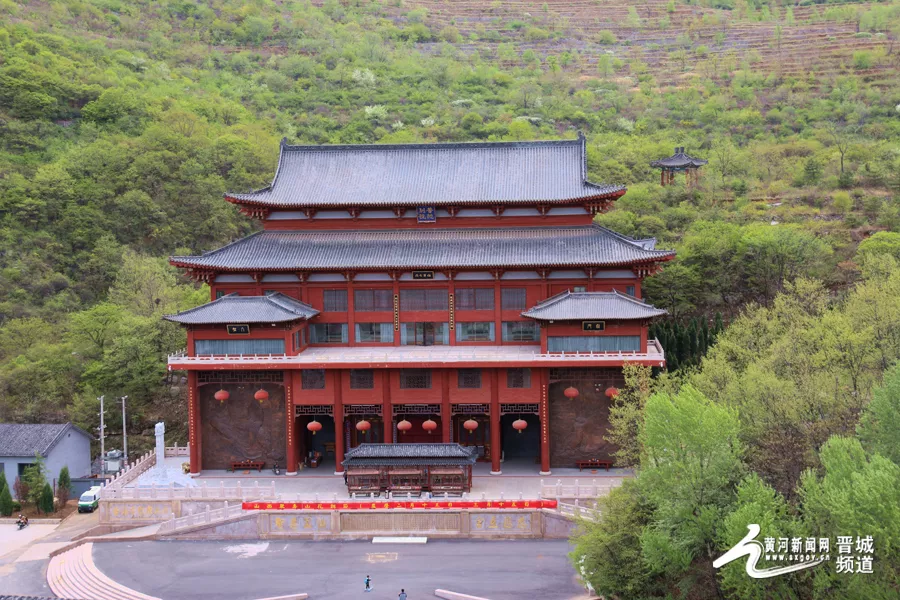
[522,290,667,321]
[170,226,674,271]
[0,423,91,457]
[164,292,318,325]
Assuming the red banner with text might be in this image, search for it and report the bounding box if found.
[242,499,557,511]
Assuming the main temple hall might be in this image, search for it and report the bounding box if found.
[165,134,673,476]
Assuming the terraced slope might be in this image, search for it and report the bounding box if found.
[345,0,897,88]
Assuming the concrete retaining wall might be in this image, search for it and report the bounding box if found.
[160,509,560,540]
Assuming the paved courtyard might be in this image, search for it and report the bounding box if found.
[92,539,590,600]
[139,456,630,500]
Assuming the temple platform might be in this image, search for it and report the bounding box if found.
[131,457,630,501]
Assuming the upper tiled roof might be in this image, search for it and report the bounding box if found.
[164,292,318,325]
[170,226,675,272]
[0,423,92,457]
[650,147,708,169]
[342,443,478,467]
[522,290,667,321]
[225,136,624,208]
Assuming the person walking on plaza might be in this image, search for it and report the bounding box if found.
[398,589,407,600]
[364,575,372,592]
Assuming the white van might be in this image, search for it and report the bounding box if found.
[78,486,102,513]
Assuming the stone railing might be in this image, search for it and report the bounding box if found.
[164,445,189,457]
[102,451,156,491]
[540,479,619,500]
[157,500,247,534]
[554,500,600,522]
[102,480,277,501]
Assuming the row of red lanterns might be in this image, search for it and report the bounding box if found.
[563,386,620,399]
[214,389,270,404]
[304,417,530,435]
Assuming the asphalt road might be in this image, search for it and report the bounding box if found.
[92,539,588,600]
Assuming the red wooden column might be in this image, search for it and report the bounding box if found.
[188,370,201,475]
[382,370,392,443]
[490,368,502,475]
[539,368,551,475]
[285,371,298,475]
[333,370,345,475]
[441,369,452,443]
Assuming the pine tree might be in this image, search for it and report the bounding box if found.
[57,466,71,509]
[39,482,54,514]
[701,318,711,353]
[0,482,12,517]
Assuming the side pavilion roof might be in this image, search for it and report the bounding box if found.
[164,292,318,325]
[169,225,675,272]
[650,147,708,169]
[522,290,667,321]
[225,135,625,209]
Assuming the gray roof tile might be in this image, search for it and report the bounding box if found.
[170,226,675,271]
[227,136,624,208]
[522,290,667,321]
[0,423,91,457]
[342,443,477,467]
[164,292,318,325]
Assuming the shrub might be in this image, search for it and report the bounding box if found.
[853,51,873,69]
[596,30,617,45]
[833,191,853,214]
[0,484,12,517]
[39,483,54,514]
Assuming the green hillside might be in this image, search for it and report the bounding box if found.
[0,0,898,425]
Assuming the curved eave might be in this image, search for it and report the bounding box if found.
[222,189,627,211]
[168,252,675,273]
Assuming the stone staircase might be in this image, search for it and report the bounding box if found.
[47,542,160,600]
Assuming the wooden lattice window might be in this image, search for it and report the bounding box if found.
[301,369,326,390]
[457,368,482,389]
[400,289,448,311]
[507,368,531,389]
[456,288,494,311]
[323,289,348,312]
[354,289,393,311]
[399,369,432,389]
[501,288,527,310]
[350,369,374,390]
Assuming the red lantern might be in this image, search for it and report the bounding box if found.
[605,387,620,399]
[254,388,269,403]
[422,419,438,434]
[463,419,479,433]
[356,420,371,433]
[397,419,412,434]
[214,389,229,403]
[564,386,579,399]
[512,419,528,433]
[307,420,322,435]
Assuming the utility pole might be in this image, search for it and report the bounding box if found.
[120,396,129,465]
[98,395,106,474]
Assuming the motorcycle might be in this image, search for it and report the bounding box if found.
[272,461,281,476]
